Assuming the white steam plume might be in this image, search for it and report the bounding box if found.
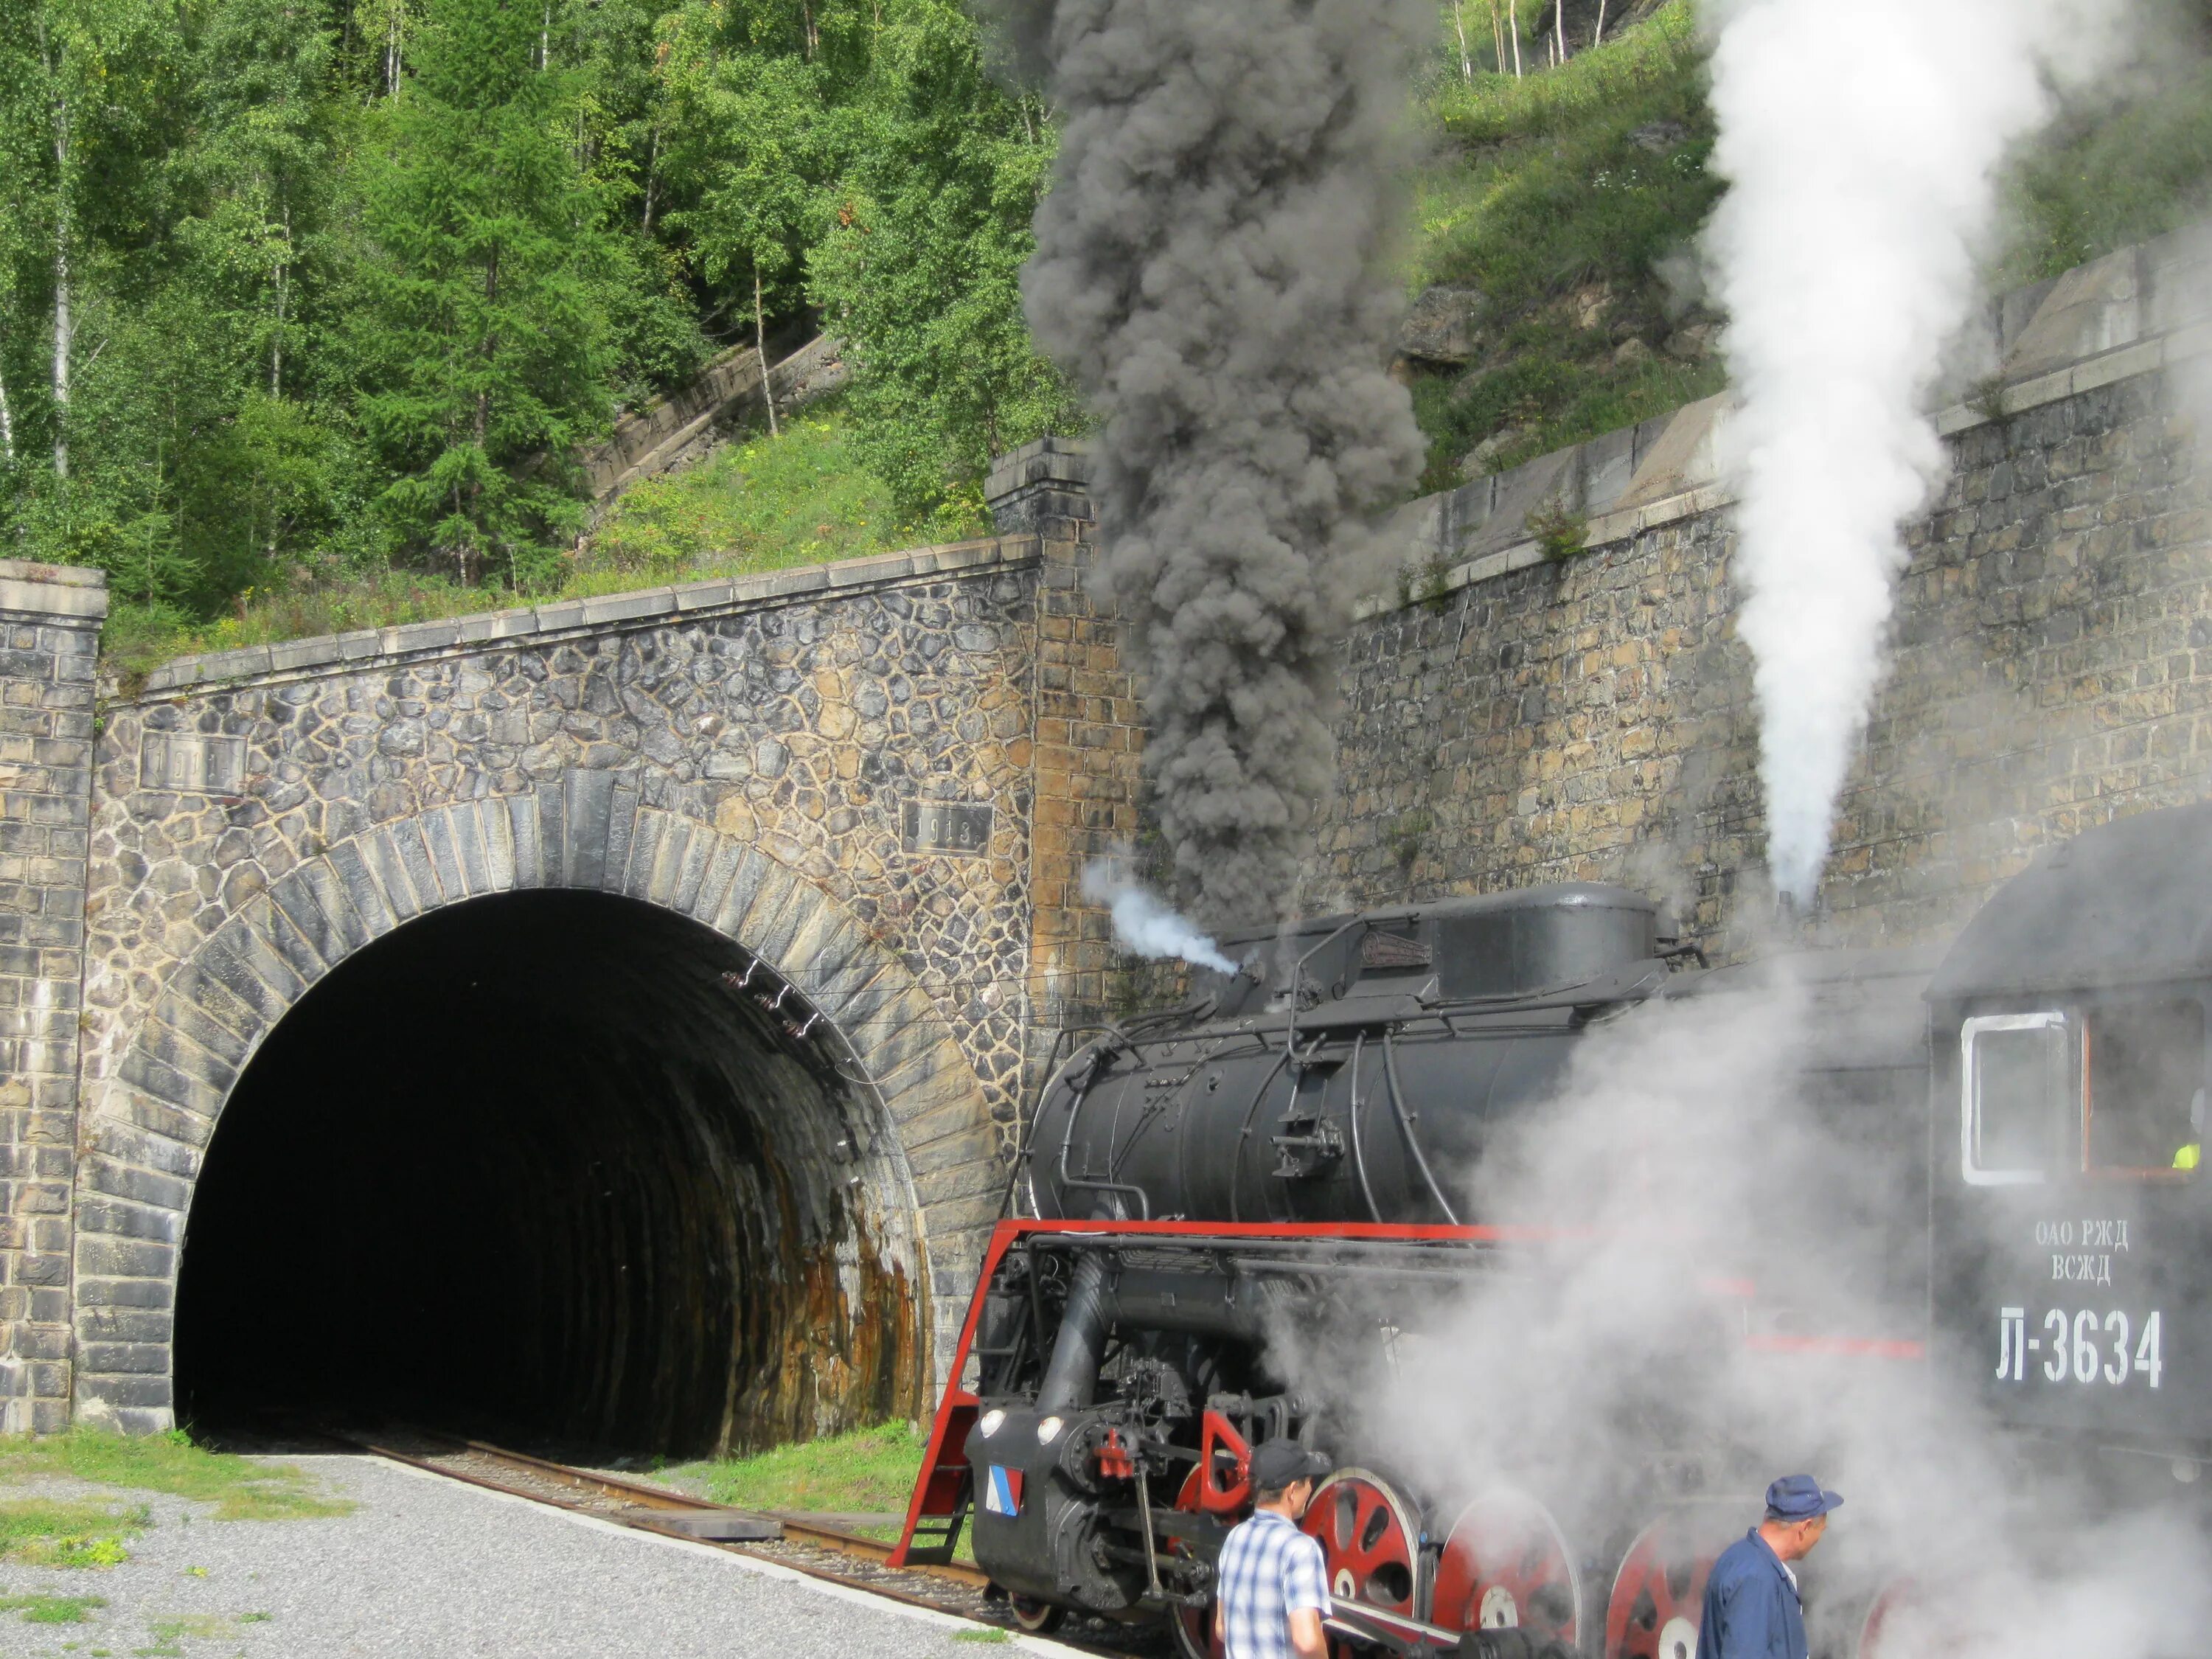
[1080,862,1239,975]
[1703,0,2129,902]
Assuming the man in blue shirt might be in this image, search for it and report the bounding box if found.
[1214,1439,1334,1659]
[1694,1475,1843,1659]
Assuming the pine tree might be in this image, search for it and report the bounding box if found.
[350,0,616,586]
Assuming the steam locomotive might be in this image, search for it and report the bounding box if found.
[891,802,2212,1656]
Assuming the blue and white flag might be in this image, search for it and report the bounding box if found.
[983,1464,1023,1517]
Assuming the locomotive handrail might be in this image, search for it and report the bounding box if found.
[1228,1040,1320,1222]
[1007,1021,1109,1221]
[1055,1043,1155,1219]
[1346,1032,1382,1221]
[1382,1027,1461,1225]
[1283,915,1372,1063]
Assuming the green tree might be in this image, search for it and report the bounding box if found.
[0,0,185,511]
[156,0,352,600]
[658,4,829,438]
[810,0,1075,520]
[349,0,617,586]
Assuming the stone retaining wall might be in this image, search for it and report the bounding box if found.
[1314,301,2212,959]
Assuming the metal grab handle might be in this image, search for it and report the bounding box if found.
[1382,1028,1460,1225]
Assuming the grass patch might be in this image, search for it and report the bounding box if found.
[658,1421,987,1566]
[2003,56,2212,283]
[1427,2,1702,148]
[134,1613,240,1656]
[101,400,990,681]
[585,403,985,580]
[0,1429,351,1523]
[1405,0,2212,485]
[953,1630,1010,1644]
[1417,9,1717,313]
[1407,3,1725,481]
[662,1422,929,1517]
[0,1590,107,1622]
[0,1500,147,1568]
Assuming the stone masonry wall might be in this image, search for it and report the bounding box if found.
[1312,369,2212,959]
[71,544,1054,1422]
[0,563,105,1432]
[992,439,1148,1096]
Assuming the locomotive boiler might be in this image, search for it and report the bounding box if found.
[891,805,2212,1658]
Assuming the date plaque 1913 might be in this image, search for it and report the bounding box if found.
[903,800,994,858]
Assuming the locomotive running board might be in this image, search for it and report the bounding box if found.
[889,1217,1535,1569]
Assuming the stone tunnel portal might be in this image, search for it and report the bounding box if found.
[171,889,927,1457]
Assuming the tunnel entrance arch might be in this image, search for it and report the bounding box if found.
[75,782,998,1446]
[174,889,922,1454]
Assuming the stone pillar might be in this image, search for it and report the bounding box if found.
[985,434,1095,538]
[0,560,104,1432]
[990,439,1148,1100]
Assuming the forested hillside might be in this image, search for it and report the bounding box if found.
[3,0,2210,671]
[1402,0,2212,489]
[0,0,1069,661]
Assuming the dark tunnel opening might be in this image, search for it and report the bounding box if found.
[173,890,925,1458]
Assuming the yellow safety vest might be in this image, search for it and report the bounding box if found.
[2176,1144,2201,1172]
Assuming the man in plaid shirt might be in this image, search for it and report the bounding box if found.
[1212,1439,1333,1659]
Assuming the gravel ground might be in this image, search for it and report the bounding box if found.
[0,1454,1077,1659]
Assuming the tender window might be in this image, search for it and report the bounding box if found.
[2084,1001,2205,1175]
[1961,1013,2068,1185]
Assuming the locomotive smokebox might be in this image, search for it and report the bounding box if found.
[1026,885,1666,1226]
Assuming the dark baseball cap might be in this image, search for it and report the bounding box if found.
[1764,1475,1843,1520]
[1249,1439,1332,1491]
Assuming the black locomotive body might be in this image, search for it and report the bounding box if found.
[893,804,2212,1658]
[1929,807,2212,1458]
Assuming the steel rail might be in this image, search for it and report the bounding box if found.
[321,1425,1020,1614]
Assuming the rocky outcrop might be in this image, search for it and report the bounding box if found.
[1398,285,1487,366]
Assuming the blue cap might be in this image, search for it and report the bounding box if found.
[1764,1475,1843,1520]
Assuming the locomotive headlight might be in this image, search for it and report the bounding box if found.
[1037,1416,1065,1446]
[978,1409,1006,1439]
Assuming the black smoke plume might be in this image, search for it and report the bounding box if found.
[993,0,1428,928]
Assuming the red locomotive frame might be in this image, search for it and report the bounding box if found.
[891,1217,1537,1567]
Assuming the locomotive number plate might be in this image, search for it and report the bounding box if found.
[1994,1306,2163,1388]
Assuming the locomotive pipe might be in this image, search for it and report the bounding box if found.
[1037,1253,1112,1413]
[1384,1029,1461,1225]
[1054,1048,1154,1221]
[1229,1046,1299,1223]
[1349,1032,1382,1222]
[1284,915,1368,1060]
[1105,1270,1265,1340]
[1035,1257,1273,1416]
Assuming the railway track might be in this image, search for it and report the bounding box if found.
[322,1425,1159,1653]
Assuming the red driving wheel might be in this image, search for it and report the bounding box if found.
[1169,1467,1226,1659]
[1604,1512,1729,1659]
[1434,1488,1582,1644]
[1301,1468,1421,1654]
